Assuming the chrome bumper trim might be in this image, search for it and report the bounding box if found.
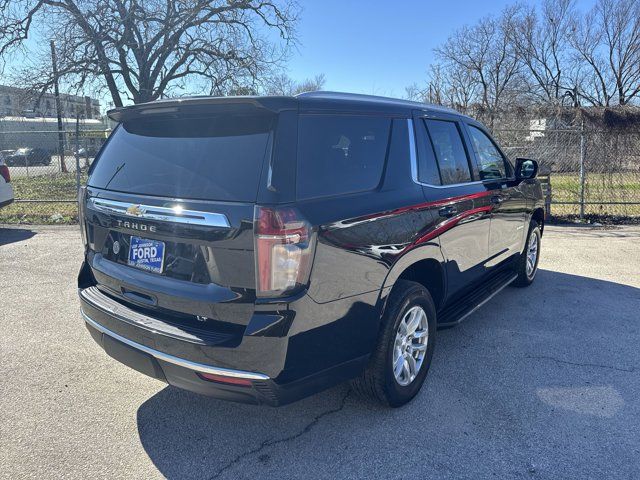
[81,310,270,381]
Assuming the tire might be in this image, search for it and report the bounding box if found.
[512,220,541,287]
[351,280,437,407]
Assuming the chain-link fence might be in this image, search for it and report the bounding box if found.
[494,125,640,219]
[0,117,109,223]
[1,115,639,224]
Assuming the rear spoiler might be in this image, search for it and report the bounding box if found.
[107,96,298,123]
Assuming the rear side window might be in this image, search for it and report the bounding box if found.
[424,119,472,185]
[414,119,442,185]
[88,114,274,201]
[467,125,508,180]
[296,115,391,200]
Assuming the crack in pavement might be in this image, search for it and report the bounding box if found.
[208,389,352,480]
[526,355,636,373]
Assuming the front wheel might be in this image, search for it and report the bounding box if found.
[512,220,541,287]
[351,280,437,407]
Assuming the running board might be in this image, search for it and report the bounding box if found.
[437,270,517,328]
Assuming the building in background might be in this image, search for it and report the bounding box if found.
[0,85,100,119]
[0,116,110,154]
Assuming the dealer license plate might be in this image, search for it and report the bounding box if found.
[128,236,165,273]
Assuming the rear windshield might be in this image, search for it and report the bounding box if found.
[89,113,274,201]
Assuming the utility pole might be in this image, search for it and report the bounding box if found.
[579,118,586,221]
[75,112,81,193]
[572,86,585,220]
[50,40,67,173]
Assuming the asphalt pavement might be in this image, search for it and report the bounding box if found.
[1,224,639,479]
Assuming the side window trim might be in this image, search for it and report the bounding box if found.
[408,118,419,184]
[463,122,515,181]
[408,116,482,188]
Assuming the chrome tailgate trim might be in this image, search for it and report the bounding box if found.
[87,197,231,227]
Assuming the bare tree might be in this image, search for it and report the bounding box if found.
[598,0,640,105]
[569,0,640,106]
[435,8,521,126]
[511,0,575,103]
[405,83,426,103]
[411,0,640,113]
[413,63,478,113]
[293,73,326,94]
[570,4,617,105]
[265,72,326,95]
[0,0,299,106]
[443,64,479,113]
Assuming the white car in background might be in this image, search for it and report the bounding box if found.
[0,153,14,208]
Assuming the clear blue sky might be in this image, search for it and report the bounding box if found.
[287,0,597,96]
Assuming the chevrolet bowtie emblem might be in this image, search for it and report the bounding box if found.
[126,204,145,217]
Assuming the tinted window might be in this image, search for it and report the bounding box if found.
[297,115,391,199]
[424,119,472,185]
[468,125,507,180]
[415,119,441,185]
[88,114,274,201]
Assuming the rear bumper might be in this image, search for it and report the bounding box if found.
[83,311,270,381]
[80,286,370,406]
[82,310,282,405]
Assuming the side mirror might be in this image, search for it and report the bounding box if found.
[515,158,538,180]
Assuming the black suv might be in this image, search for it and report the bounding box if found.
[78,92,544,407]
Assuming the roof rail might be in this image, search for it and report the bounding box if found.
[296,91,458,113]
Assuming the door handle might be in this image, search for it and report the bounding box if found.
[438,205,458,218]
[490,195,504,205]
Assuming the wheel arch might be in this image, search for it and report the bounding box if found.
[396,259,445,311]
[531,207,545,234]
[377,244,447,321]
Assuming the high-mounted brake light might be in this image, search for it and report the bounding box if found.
[254,206,315,297]
[139,107,179,115]
[0,165,10,183]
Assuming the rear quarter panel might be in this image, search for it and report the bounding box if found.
[287,118,445,372]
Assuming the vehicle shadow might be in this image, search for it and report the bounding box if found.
[136,269,640,480]
[0,227,36,246]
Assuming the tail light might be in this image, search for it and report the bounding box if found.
[254,206,316,297]
[0,165,10,183]
[78,186,88,247]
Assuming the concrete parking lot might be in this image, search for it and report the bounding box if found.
[1,224,639,479]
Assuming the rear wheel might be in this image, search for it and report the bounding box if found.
[512,220,541,287]
[351,280,437,407]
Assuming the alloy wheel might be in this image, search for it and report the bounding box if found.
[526,230,539,279]
[392,305,429,386]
